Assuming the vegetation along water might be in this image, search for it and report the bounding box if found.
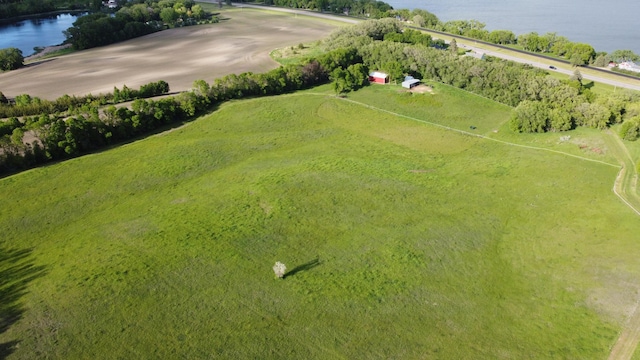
[0,13,83,56]
[385,0,640,54]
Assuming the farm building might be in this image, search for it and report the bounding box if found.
[369,71,389,84]
[402,76,421,89]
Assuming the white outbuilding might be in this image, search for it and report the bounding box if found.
[402,76,421,89]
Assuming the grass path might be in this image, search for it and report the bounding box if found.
[608,300,640,360]
[602,131,640,360]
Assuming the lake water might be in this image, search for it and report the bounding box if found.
[385,0,640,54]
[0,13,83,56]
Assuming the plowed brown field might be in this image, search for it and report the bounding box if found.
[0,9,340,100]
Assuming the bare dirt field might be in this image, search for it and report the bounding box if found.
[0,9,341,100]
[409,84,433,93]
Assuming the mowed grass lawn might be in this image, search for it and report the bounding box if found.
[1,85,640,358]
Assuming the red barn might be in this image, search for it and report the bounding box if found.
[368,71,389,84]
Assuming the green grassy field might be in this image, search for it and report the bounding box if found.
[1,84,640,358]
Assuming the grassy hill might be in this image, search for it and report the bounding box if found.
[1,84,639,358]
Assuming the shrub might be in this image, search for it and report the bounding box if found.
[273,262,286,278]
[0,47,24,71]
[620,117,640,141]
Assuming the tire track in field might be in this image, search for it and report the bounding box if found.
[608,299,640,360]
[602,131,640,360]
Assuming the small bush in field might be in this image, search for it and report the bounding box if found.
[273,261,286,278]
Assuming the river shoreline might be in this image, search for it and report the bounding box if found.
[0,11,85,56]
[24,44,72,62]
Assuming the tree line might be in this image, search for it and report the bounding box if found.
[389,8,639,68]
[382,10,601,66]
[0,80,169,118]
[0,48,362,175]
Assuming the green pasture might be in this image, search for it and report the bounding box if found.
[1,85,639,358]
[343,83,619,164]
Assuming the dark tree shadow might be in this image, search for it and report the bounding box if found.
[0,341,19,360]
[284,258,321,279]
[23,58,57,68]
[0,247,47,359]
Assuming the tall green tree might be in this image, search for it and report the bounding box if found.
[449,38,458,53]
[570,69,583,84]
[517,32,541,52]
[488,30,516,45]
[510,100,550,133]
[412,15,425,27]
[160,7,179,25]
[570,53,583,67]
[569,43,595,65]
[410,9,439,27]
[0,47,23,71]
[619,117,640,141]
[593,54,607,67]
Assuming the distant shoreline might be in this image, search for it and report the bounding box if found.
[0,9,87,25]
[24,44,72,62]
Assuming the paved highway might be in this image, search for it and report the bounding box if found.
[458,43,640,92]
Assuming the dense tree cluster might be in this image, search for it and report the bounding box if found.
[383,28,431,47]
[64,0,214,50]
[0,47,24,71]
[64,12,155,50]
[517,32,596,66]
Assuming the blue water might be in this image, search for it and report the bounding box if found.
[385,0,640,54]
[0,13,83,56]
